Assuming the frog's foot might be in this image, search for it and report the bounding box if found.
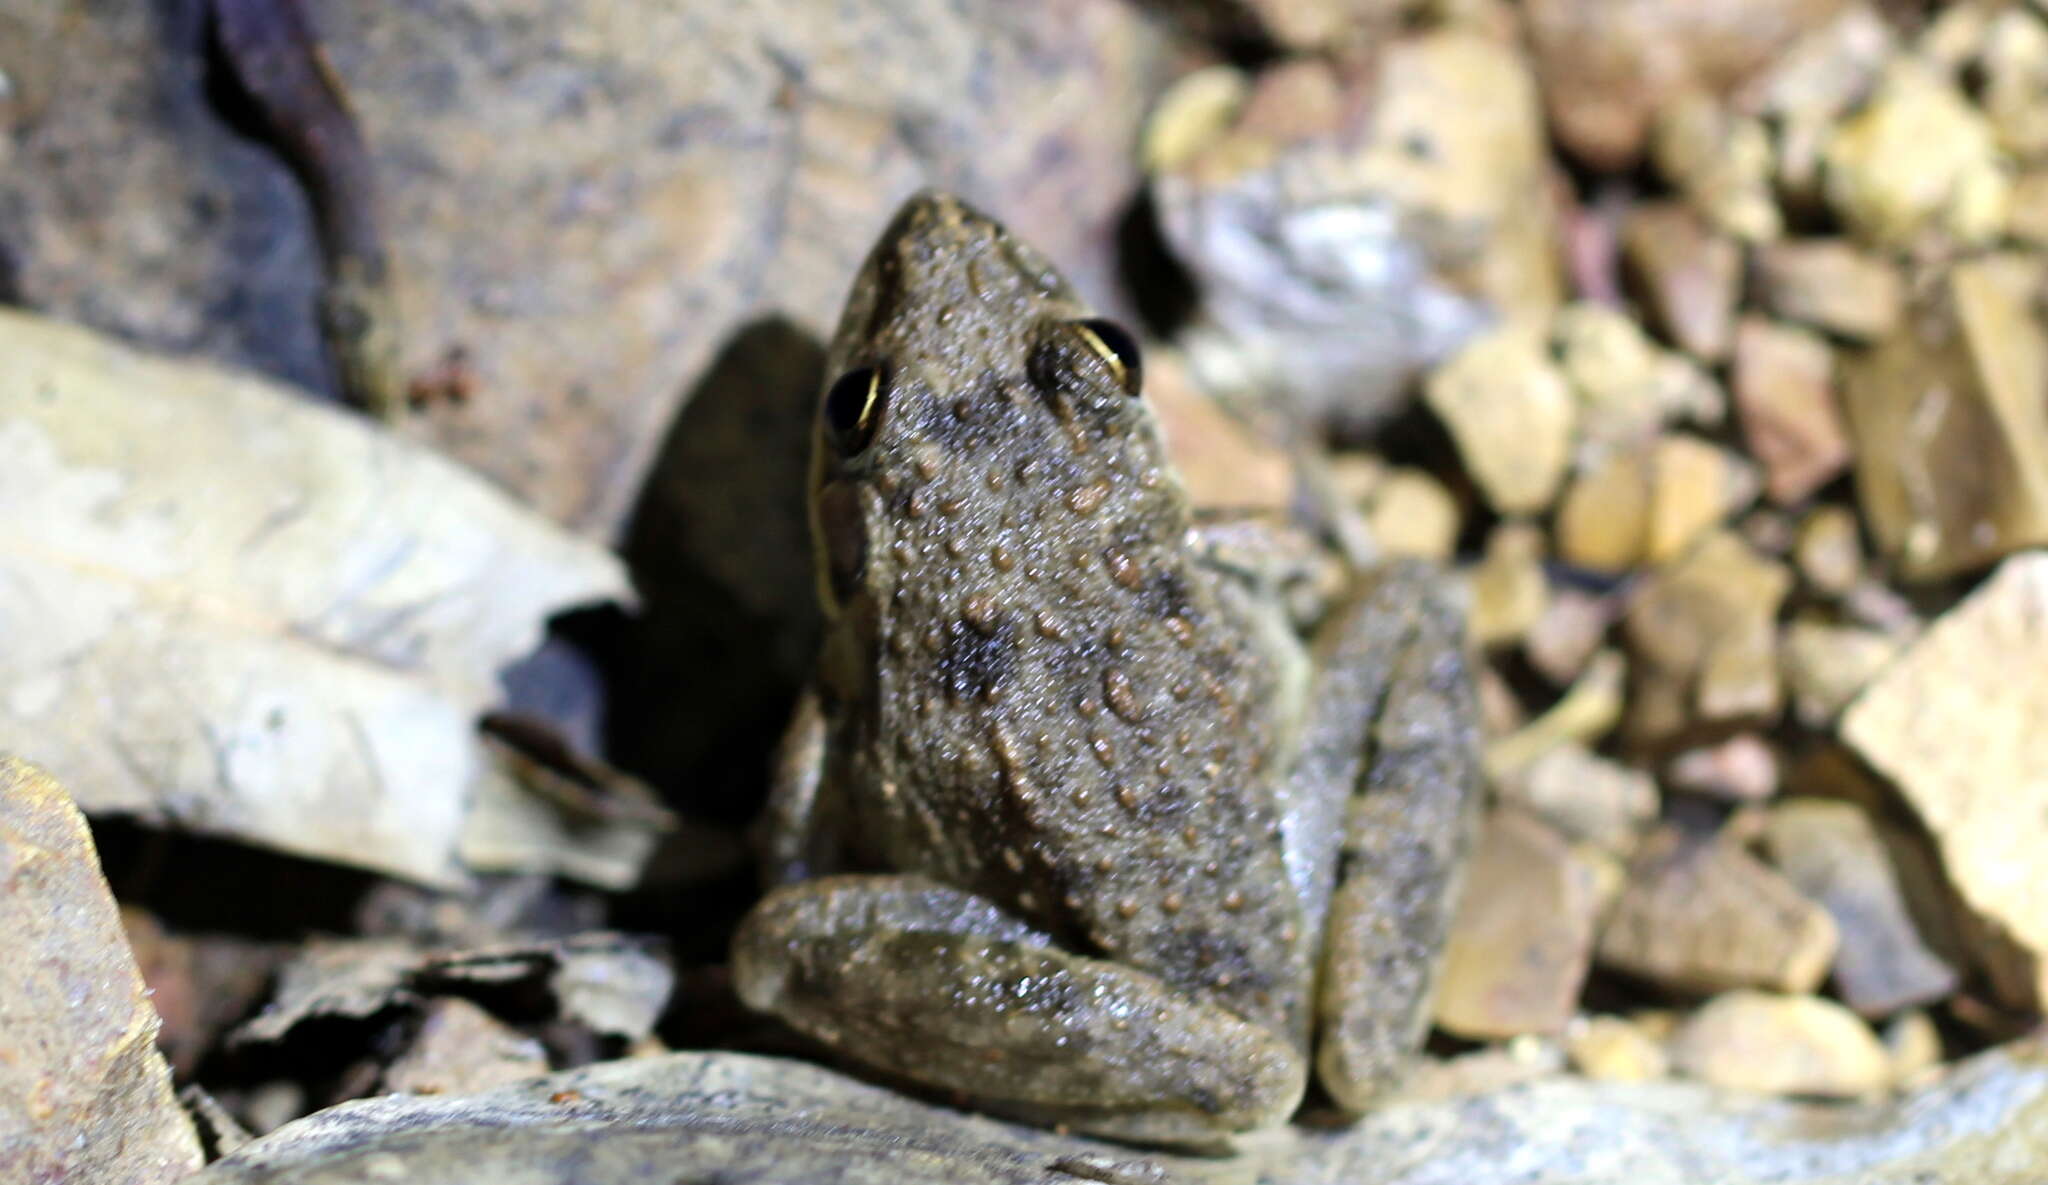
[731,874,1307,1147]
[1303,560,1483,1112]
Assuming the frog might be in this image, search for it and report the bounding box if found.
[730,190,1481,1149]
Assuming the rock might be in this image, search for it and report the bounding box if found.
[1524,0,1849,170]
[1148,348,1298,514]
[1981,7,2048,162]
[1555,303,1724,451]
[1731,318,1850,506]
[0,758,203,1185]
[1364,468,1461,560]
[1842,552,2048,1010]
[1495,743,1658,852]
[1468,522,1549,647]
[1434,810,1607,1040]
[1645,434,1761,564]
[1622,202,1740,360]
[1753,240,1903,341]
[1665,733,1779,802]
[1793,505,1865,596]
[1424,326,1577,514]
[1650,94,1782,241]
[1598,826,1838,995]
[1840,254,2048,580]
[1476,663,1528,739]
[384,999,550,1097]
[2006,167,2048,246]
[1672,991,1892,1098]
[1623,530,1792,740]
[1152,31,1561,436]
[1823,59,2011,250]
[1761,801,1958,1017]
[1556,447,1653,574]
[1885,1010,1944,1086]
[1566,1014,1671,1082]
[1781,619,1902,725]
[180,1039,2048,1185]
[1485,650,1628,779]
[1525,588,1620,686]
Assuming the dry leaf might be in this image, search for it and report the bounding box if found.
[0,310,631,886]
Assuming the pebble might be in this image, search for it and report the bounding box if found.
[1671,991,1892,1098]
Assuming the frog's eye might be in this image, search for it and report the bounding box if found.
[822,365,887,454]
[1072,318,1143,397]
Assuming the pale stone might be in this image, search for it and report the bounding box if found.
[1556,448,1651,574]
[1485,650,1627,780]
[1496,743,1659,853]
[1731,318,1849,507]
[1468,521,1549,648]
[1794,505,1864,596]
[1436,810,1606,1040]
[1761,800,1957,1017]
[1622,202,1740,360]
[1782,619,1902,725]
[1525,588,1619,686]
[1842,553,2048,1010]
[1646,435,1760,563]
[1665,733,1779,802]
[1823,59,2010,249]
[1624,530,1791,740]
[1367,468,1460,561]
[1840,254,2048,580]
[1753,239,1902,341]
[1425,326,1576,514]
[1598,827,1838,995]
[1673,991,1892,1098]
[1566,1014,1671,1082]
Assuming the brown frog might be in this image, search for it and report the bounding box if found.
[731,191,1480,1148]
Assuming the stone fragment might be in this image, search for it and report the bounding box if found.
[1672,991,1892,1098]
[1476,664,1527,740]
[1884,1010,1944,1085]
[1665,733,1779,802]
[1753,240,1902,341]
[1793,505,1864,596]
[1525,588,1620,686]
[1841,254,2048,580]
[1761,801,1958,1017]
[1365,468,1460,561]
[1425,326,1576,514]
[1152,31,1561,435]
[1598,826,1838,995]
[1556,448,1653,574]
[1435,810,1607,1040]
[1555,303,1724,450]
[1624,529,1792,740]
[1566,1014,1671,1082]
[1148,347,1296,514]
[1468,522,1549,647]
[1842,553,2048,1010]
[1823,60,2011,249]
[2006,168,2048,246]
[1981,8,2048,162]
[384,998,550,1097]
[1485,650,1628,779]
[1741,6,1894,204]
[1622,202,1740,360]
[1495,743,1658,852]
[1781,619,1902,725]
[1645,435,1760,564]
[0,758,203,1185]
[1651,94,1782,241]
[1524,0,1849,170]
[1731,318,1850,506]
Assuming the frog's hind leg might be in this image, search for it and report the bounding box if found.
[1301,560,1484,1112]
[731,873,1306,1147]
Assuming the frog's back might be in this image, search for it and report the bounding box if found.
[811,193,1313,1039]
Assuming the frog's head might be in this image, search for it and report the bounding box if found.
[807,191,1179,635]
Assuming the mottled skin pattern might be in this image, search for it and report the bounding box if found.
[733,192,1480,1148]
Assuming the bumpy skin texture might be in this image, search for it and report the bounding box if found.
[732,191,1480,1147]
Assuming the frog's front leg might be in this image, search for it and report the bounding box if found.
[731,875,1306,1147]
[1298,561,1484,1112]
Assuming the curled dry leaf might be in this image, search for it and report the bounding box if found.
[0,758,203,1185]
[187,1041,2048,1185]
[0,311,632,886]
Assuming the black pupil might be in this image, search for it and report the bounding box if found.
[1080,318,1142,396]
[823,365,882,453]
